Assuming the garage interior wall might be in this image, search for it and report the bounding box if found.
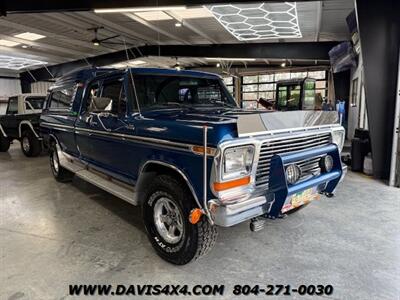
[30,81,52,94]
[0,73,21,114]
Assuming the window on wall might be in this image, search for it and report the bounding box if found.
[241,70,327,110]
[222,76,235,96]
[351,78,359,107]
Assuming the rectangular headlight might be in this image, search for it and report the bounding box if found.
[222,145,255,180]
[331,127,345,152]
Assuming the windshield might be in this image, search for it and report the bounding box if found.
[131,74,237,111]
[25,97,45,110]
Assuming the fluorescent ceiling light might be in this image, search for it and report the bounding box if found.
[94,6,186,13]
[171,8,213,19]
[205,57,256,62]
[134,11,172,21]
[0,39,20,47]
[14,32,46,41]
[0,55,47,70]
[206,2,302,41]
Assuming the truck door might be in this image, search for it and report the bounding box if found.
[41,85,79,156]
[2,97,20,139]
[75,75,136,182]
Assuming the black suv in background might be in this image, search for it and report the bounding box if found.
[0,93,46,156]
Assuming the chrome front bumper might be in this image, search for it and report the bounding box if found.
[211,163,347,227]
[211,196,271,227]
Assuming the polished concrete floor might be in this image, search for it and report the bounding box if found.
[1,143,399,300]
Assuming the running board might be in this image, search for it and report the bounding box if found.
[75,169,137,205]
[56,145,137,205]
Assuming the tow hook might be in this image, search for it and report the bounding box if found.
[250,217,266,232]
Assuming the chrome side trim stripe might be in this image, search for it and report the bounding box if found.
[41,122,74,130]
[74,126,190,152]
[41,121,216,155]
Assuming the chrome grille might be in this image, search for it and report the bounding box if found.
[255,132,331,187]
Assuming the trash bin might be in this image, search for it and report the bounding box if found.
[351,138,364,171]
[351,129,371,172]
[363,153,373,175]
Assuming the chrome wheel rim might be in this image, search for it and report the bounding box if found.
[22,137,30,153]
[153,197,184,244]
[52,151,59,173]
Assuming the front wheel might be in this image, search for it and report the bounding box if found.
[142,174,217,265]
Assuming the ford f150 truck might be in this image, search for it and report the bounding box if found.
[40,67,346,265]
[0,93,46,156]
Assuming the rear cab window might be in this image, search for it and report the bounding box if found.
[25,96,46,112]
[47,86,76,112]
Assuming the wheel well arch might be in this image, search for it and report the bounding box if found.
[18,121,39,138]
[135,160,201,209]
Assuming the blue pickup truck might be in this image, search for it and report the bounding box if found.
[40,67,346,265]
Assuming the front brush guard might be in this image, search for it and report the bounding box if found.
[267,144,343,218]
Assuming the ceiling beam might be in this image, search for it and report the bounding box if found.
[142,42,339,60]
[19,42,339,82]
[314,1,323,41]
[0,33,87,58]
[123,13,190,45]
[0,18,105,51]
[0,45,68,63]
[2,0,329,15]
[165,11,218,44]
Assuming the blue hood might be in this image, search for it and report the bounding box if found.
[134,108,241,146]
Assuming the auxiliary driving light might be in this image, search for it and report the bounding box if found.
[320,155,334,172]
[286,164,301,184]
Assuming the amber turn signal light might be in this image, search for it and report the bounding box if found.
[213,176,251,192]
[189,208,203,224]
[191,146,216,155]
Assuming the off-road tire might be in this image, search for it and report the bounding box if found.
[142,174,217,265]
[21,130,42,157]
[49,143,74,182]
[0,135,10,152]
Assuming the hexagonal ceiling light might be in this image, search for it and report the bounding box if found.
[0,55,47,70]
[206,2,302,41]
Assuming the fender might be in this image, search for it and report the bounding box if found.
[19,121,40,139]
[137,160,203,211]
[0,124,7,138]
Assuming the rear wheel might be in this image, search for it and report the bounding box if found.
[21,130,42,157]
[49,143,73,182]
[142,174,217,265]
[0,135,10,152]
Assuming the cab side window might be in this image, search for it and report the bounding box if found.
[48,87,75,111]
[6,97,18,115]
[87,78,126,115]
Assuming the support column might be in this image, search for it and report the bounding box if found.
[356,0,400,179]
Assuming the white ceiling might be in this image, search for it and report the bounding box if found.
[0,1,354,72]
